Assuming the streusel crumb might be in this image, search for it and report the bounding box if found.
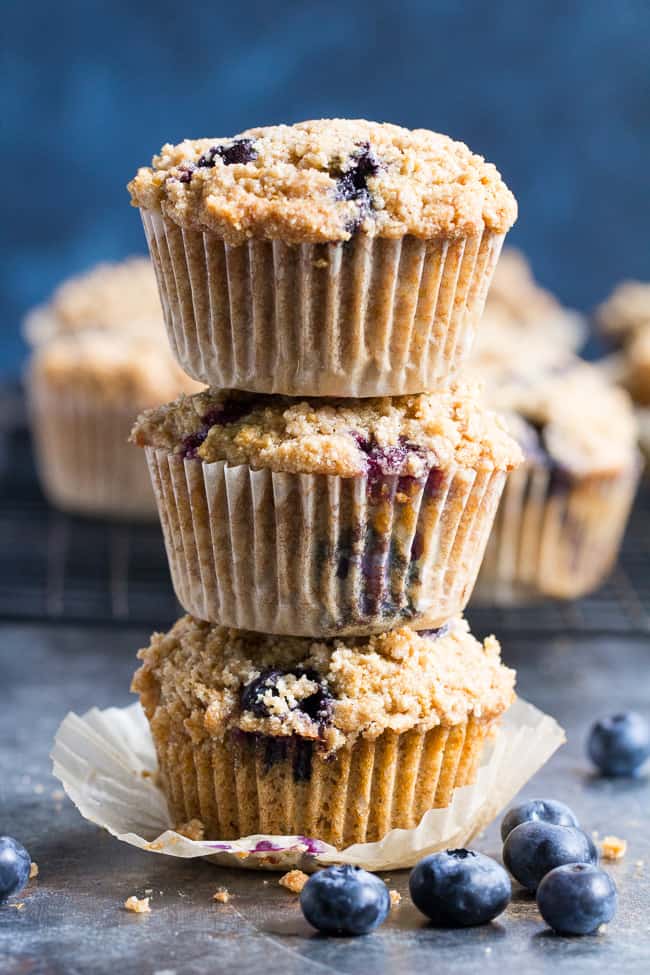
[131,384,522,475]
[124,896,151,913]
[600,836,627,860]
[213,888,231,903]
[279,870,309,894]
[129,118,517,245]
[29,863,39,879]
[176,818,205,841]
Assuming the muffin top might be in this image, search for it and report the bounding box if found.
[23,257,163,346]
[479,358,638,478]
[128,118,517,245]
[133,615,515,755]
[474,248,584,369]
[30,330,202,407]
[131,385,522,476]
[597,280,650,340]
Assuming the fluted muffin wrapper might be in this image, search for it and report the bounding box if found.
[473,455,640,604]
[28,376,157,520]
[141,209,505,396]
[145,446,506,634]
[51,697,564,871]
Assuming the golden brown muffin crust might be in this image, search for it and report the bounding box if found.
[128,118,517,245]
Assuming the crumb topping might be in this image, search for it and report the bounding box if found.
[474,248,584,369]
[30,329,202,407]
[597,280,650,339]
[124,895,151,914]
[128,118,517,245]
[389,889,402,907]
[132,615,515,755]
[213,888,231,903]
[29,862,39,879]
[23,258,163,345]
[600,836,627,860]
[477,358,638,477]
[279,869,309,893]
[131,385,522,475]
[176,818,205,841]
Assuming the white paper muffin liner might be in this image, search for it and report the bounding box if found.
[145,446,506,634]
[28,377,157,520]
[474,455,641,604]
[51,697,564,872]
[141,209,505,396]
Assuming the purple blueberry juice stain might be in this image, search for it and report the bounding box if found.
[180,396,261,458]
[299,836,326,854]
[416,622,451,640]
[252,840,283,852]
[198,138,258,168]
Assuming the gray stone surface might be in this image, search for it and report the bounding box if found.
[1,623,649,974]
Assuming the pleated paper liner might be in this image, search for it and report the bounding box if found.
[51,698,564,872]
[150,716,490,848]
[141,209,505,396]
[145,446,506,635]
[473,455,640,605]
[28,375,157,520]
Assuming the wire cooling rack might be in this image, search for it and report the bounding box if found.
[1,384,648,634]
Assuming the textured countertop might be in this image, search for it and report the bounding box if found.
[1,622,649,975]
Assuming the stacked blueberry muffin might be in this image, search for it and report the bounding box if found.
[127,119,522,846]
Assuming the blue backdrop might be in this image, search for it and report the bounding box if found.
[2,0,649,373]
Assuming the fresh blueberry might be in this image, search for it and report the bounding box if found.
[537,863,617,935]
[500,799,579,841]
[240,669,332,729]
[587,712,650,777]
[0,836,31,902]
[409,849,511,927]
[300,865,390,935]
[503,822,598,892]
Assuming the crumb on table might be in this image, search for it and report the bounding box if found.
[29,862,39,880]
[279,870,309,894]
[124,895,151,914]
[601,835,627,860]
[390,889,402,908]
[213,888,231,904]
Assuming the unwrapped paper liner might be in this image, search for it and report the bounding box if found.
[51,698,564,872]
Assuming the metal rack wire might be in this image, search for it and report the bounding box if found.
[1,386,648,634]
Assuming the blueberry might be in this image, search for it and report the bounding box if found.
[0,836,31,902]
[240,669,332,729]
[409,849,511,927]
[587,712,650,777]
[500,799,579,841]
[537,863,617,935]
[198,138,257,168]
[503,822,598,892]
[300,865,390,935]
[335,142,383,231]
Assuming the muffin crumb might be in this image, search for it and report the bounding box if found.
[124,895,151,914]
[600,835,627,860]
[213,888,231,904]
[279,870,309,894]
[29,862,39,879]
[389,889,402,908]
[176,818,205,841]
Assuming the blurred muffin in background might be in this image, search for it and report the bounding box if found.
[474,247,585,369]
[473,358,639,604]
[24,258,202,519]
[596,280,650,460]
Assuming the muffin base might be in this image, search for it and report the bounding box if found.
[474,457,640,603]
[146,447,506,634]
[142,209,504,396]
[156,716,492,847]
[28,378,157,520]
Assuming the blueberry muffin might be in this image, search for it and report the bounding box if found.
[473,359,639,603]
[28,330,201,520]
[128,119,517,395]
[132,615,515,846]
[23,257,162,345]
[473,248,585,369]
[131,383,521,634]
